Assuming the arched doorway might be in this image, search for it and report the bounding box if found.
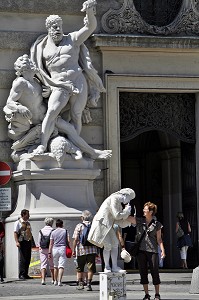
[104,74,199,269]
[120,92,198,268]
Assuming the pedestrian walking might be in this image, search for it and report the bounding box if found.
[176,212,192,269]
[72,210,98,291]
[48,219,70,286]
[38,217,55,285]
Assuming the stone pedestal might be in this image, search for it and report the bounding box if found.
[190,266,199,294]
[5,157,100,278]
[100,272,126,300]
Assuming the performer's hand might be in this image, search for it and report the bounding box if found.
[124,203,132,214]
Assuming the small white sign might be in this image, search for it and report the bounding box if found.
[0,187,11,211]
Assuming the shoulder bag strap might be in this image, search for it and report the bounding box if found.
[138,219,154,244]
[65,229,69,247]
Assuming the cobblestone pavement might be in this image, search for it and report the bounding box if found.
[0,272,198,300]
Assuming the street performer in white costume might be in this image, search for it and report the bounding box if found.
[88,188,135,273]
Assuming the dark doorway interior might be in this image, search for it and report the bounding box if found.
[120,130,163,222]
[120,131,198,268]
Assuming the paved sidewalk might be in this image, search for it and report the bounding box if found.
[0,271,198,299]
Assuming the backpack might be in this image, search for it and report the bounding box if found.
[79,222,92,246]
[39,229,54,249]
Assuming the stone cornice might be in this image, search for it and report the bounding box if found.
[91,34,199,52]
[0,0,83,15]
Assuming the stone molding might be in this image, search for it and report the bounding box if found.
[101,0,199,36]
[104,74,199,194]
[0,0,82,14]
[120,92,195,143]
[91,34,199,50]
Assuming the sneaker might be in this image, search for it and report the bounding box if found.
[54,281,58,286]
[41,281,46,285]
[143,294,151,300]
[76,282,84,290]
[58,282,63,286]
[112,267,126,273]
[51,280,54,285]
[86,285,92,291]
[104,267,112,273]
[154,294,161,300]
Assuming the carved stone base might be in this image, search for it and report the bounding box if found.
[100,272,127,300]
[5,157,100,278]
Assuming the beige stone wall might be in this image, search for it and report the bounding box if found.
[0,1,108,211]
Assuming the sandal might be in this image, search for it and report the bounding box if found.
[154,294,161,300]
[143,294,151,300]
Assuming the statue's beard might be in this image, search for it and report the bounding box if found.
[50,32,63,44]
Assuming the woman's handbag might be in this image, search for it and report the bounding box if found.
[129,241,140,257]
[128,219,154,257]
[65,246,72,258]
[176,224,184,238]
[65,229,72,258]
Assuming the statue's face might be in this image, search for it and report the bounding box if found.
[120,194,131,205]
[48,21,63,43]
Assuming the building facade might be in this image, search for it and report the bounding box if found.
[0,0,199,271]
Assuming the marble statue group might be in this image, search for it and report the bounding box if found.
[3,0,112,165]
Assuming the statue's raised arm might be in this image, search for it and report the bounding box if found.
[73,0,97,45]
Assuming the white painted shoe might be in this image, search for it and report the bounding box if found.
[104,267,112,273]
[112,267,126,273]
[54,281,58,286]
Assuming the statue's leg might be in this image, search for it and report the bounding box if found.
[56,117,96,156]
[34,88,70,154]
[69,75,88,135]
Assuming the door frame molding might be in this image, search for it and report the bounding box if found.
[105,74,199,194]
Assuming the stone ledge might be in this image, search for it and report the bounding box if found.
[0,0,83,14]
[92,34,199,51]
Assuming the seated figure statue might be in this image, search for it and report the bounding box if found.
[4,54,112,164]
[30,0,106,155]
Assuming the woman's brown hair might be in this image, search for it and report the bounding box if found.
[144,202,157,216]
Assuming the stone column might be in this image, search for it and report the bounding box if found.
[160,148,182,267]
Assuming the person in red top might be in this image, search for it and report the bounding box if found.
[0,222,5,240]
